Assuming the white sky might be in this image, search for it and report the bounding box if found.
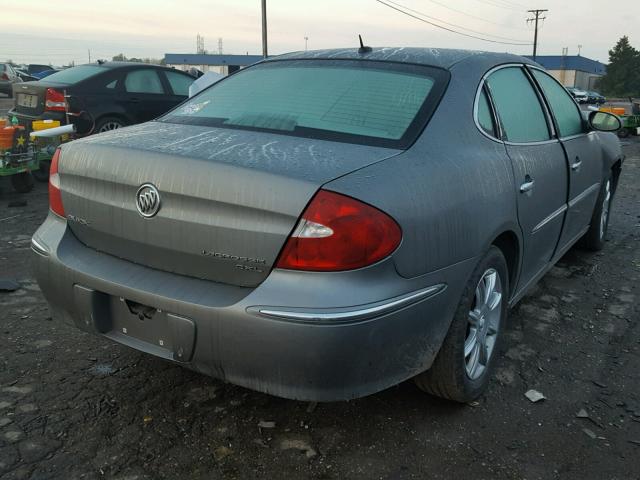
[1,0,638,66]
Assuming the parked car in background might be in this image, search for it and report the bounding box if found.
[14,68,38,82]
[0,63,23,97]
[26,64,54,76]
[10,62,195,134]
[566,86,589,103]
[32,69,61,80]
[32,48,623,404]
[587,91,606,104]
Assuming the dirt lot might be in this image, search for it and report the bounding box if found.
[0,138,639,480]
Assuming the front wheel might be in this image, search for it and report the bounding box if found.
[578,175,613,251]
[414,246,508,403]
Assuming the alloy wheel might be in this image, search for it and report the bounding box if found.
[599,180,611,240]
[464,268,502,380]
[98,121,123,133]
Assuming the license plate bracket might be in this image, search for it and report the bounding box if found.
[72,285,196,362]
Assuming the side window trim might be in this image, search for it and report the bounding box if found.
[157,70,173,95]
[482,83,504,140]
[525,65,587,140]
[473,81,502,142]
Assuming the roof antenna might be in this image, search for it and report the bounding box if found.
[358,34,372,54]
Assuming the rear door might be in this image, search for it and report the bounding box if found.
[485,66,568,290]
[161,70,193,105]
[120,68,174,122]
[529,68,603,249]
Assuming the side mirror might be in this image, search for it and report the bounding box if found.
[588,111,622,132]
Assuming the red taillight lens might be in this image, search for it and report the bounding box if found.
[49,148,65,217]
[0,73,9,81]
[276,190,402,271]
[45,88,66,111]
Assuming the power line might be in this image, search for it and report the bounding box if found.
[384,0,529,42]
[474,0,526,11]
[376,0,532,46]
[423,0,528,31]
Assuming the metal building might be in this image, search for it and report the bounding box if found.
[527,55,607,90]
[164,53,263,76]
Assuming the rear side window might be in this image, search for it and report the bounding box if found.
[486,67,550,143]
[531,69,584,138]
[39,65,106,84]
[125,70,164,94]
[162,60,449,148]
[165,71,193,96]
[477,89,496,137]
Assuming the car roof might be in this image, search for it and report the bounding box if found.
[269,47,535,70]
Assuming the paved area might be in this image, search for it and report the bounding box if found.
[0,138,639,480]
[0,97,13,120]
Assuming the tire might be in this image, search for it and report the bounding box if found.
[10,172,34,193]
[414,246,509,403]
[578,174,613,251]
[31,160,51,182]
[94,116,126,134]
[617,128,630,139]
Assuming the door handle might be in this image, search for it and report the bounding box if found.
[520,176,535,193]
[128,97,141,103]
[571,157,582,171]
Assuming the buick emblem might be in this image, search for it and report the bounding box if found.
[135,183,161,218]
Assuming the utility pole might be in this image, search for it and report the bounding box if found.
[577,44,582,56]
[304,36,309,51]
[526,9,547,61]
[261,0,268,58]
[88,49,91,63]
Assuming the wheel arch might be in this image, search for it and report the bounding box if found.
[611,157,623,193]
[490,229,521,300]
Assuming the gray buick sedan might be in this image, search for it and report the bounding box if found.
[32,48,623,403]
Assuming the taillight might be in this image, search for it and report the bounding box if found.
[49,148,65,217]
[276,190,402,271]
[0,73,8,81]
[45,88,66,111]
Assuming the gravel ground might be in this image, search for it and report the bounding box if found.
[0,138,639,480]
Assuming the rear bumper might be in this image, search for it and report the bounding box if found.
[32,213,475,401]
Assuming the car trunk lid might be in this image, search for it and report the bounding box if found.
[12,80,70,116]
[58,122,401,287]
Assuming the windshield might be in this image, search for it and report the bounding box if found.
[161,60,448,148]
[42,65,107,84]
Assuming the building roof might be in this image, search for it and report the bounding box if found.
[164,53,263,66]
[527,55,607,75]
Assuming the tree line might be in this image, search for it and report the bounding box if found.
[599,36,640,97]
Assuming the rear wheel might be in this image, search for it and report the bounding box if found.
[10,172,34,193]
[414,247,508,403]
[94,117,126,134]
[578,174,612,251]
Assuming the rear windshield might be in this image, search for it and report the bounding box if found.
[161,59,449,148]
[42,65,106,84]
